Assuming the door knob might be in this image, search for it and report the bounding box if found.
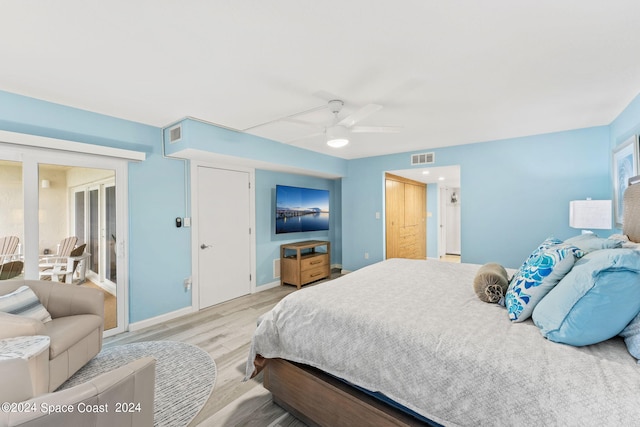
[200,244,212,250]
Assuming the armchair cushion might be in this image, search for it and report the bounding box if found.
[0,286,51,323]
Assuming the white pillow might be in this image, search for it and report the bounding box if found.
[0,286,52,322]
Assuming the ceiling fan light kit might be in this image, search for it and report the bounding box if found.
[326,124,349,147]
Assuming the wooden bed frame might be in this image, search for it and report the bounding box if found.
[258,178,640,427]
[262,358,433,427]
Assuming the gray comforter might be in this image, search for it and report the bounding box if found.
[246,258,640,426]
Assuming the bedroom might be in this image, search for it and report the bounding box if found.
[1,1,640,425]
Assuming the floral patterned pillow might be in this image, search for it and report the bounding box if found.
[506,238,584,322]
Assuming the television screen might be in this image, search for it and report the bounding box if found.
[276,185,330,234]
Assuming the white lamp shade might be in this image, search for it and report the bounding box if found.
[326,125,349,148]
[569,200,612,229]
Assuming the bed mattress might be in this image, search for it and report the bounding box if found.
[246,258,640,426]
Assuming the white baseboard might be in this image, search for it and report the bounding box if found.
[128,306,196,332]
[254,280,281,292]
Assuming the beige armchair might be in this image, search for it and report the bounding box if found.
[0,356,155,427]
[0,280,104,392]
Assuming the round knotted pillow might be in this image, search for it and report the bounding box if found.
[473,263,509,303]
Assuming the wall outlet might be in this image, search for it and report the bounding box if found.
[364,252,369,259]
[183,276,192,291]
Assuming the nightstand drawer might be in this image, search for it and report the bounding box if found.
[301,253,329,271]
[301,265,329,284]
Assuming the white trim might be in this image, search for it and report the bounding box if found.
[190,160,257,311]
[255,280,281,291]
[127,306,196,332]
[0,130,146,161]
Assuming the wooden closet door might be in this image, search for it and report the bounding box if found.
[385,174,426,260]
[385,178,404,259]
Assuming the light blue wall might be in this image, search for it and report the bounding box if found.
[343,126,611,270]
[610,92,640,147]
[3,87,634,323]
[255,170,342,286]
[0,90,192,323]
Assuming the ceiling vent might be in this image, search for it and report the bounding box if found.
[411,152,435,165]
[168,124,182,143]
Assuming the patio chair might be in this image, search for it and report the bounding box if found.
[39,243,89,284]
[0,236,19,263]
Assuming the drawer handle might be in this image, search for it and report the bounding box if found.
[310,272,323,277]
[310,259,322,265]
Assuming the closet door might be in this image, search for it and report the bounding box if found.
[403,183,426,259]
[385,174,426,260]
[385,177,404,259]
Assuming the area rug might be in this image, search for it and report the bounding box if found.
[59,341,216,427]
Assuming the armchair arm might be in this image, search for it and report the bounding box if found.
[0,313,45,340]
[0,358,34,404]
[21,281,104,320]
[0,357,156,427]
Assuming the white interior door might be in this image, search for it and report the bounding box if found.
[197,166,251,308]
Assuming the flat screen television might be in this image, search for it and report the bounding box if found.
[276,185,330,234]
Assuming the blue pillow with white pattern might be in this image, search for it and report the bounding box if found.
[506,238,584,322]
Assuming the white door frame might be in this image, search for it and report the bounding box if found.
[189,160,256,310]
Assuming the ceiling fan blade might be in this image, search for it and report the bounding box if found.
[281,117,324,130]
[285,131,324,144]
[242,104,327,131]
[350,125,403,133]
[338,104,383,128]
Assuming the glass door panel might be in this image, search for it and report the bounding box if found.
[0,160,24,280]
[74,191,85,244]
[89,188,100,274]
[105,185,117,283]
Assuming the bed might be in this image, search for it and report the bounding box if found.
[245,183,640,426]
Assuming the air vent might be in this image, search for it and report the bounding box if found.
[411,152,435,165]
[169,125,182,143]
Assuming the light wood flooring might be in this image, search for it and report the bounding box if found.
[103,278,333,426]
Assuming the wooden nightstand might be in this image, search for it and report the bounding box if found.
[280,240,331,289]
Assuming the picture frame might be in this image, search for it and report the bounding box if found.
[612,135,639,227]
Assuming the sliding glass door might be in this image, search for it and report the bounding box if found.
[72,178,117,291]
[0,144,129,337]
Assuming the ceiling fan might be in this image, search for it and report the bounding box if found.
[244,97,402,148]
[308,99,402,148]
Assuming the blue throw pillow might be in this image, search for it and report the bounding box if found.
[620,312,640,362]
[564,233,623,253]
[532,249,640,346]
[506,240,583,322]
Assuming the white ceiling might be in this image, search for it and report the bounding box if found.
[2,1,640,160]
